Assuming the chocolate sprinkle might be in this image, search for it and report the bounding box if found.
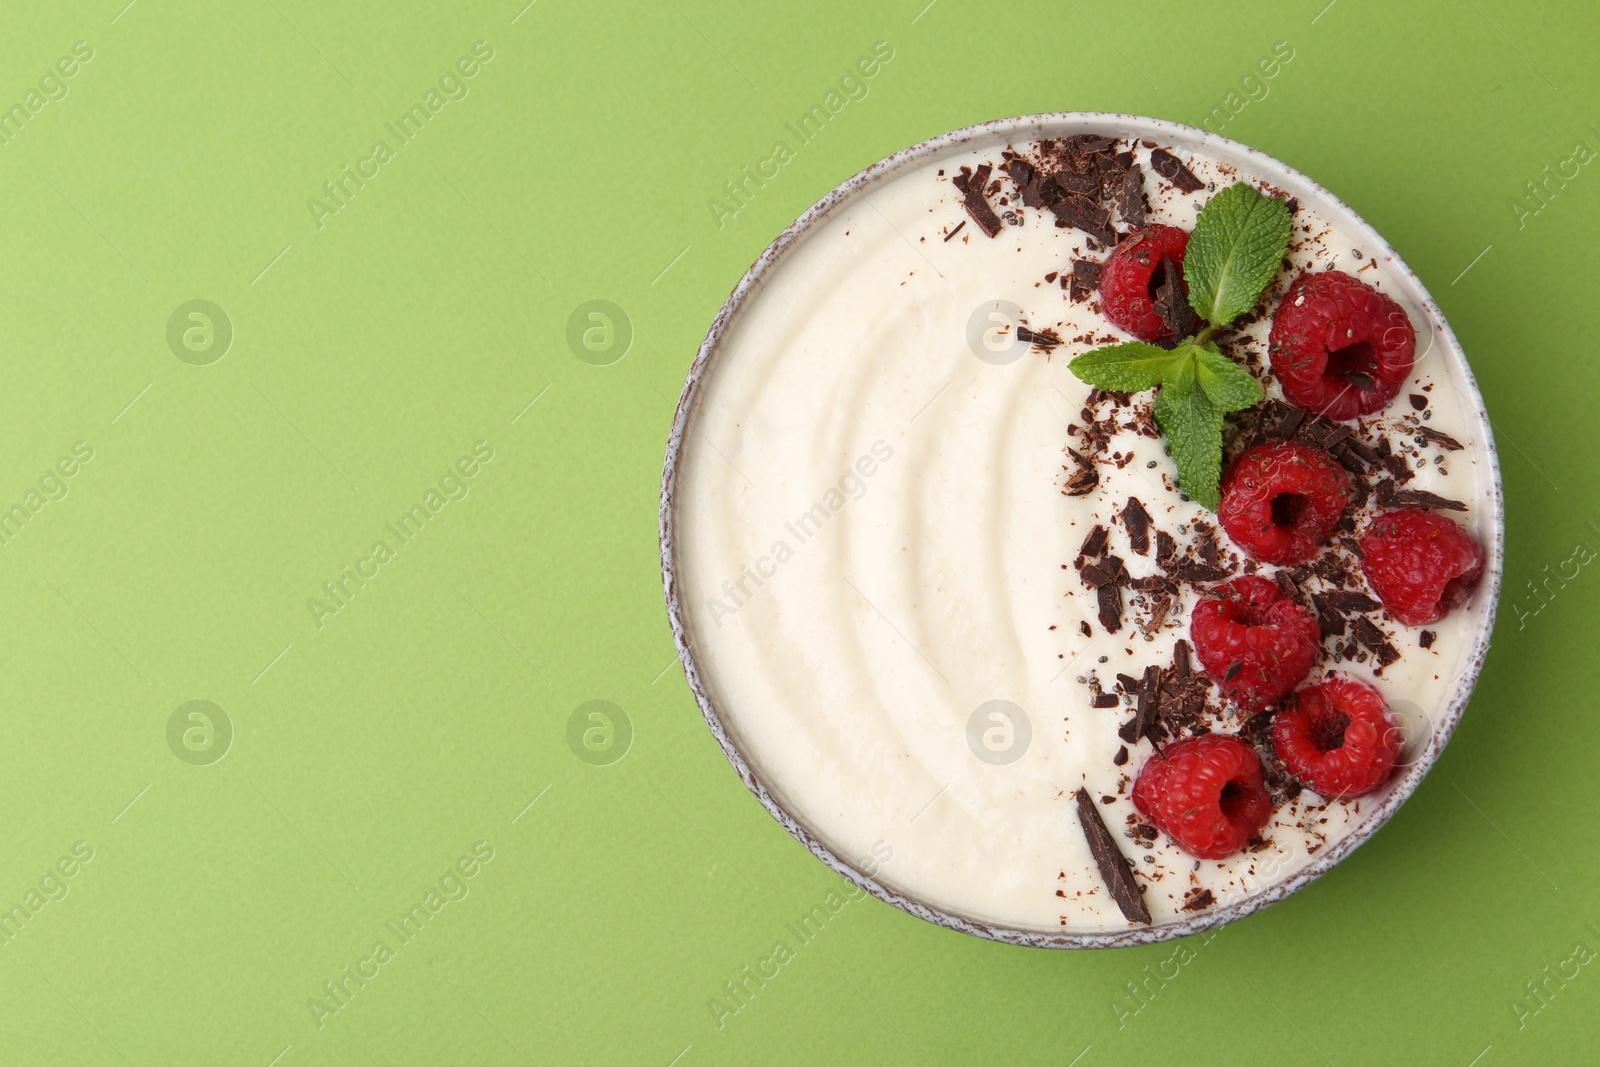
[1074,787,1151,925]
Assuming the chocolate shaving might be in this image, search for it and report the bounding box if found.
[1078,523,1109,560]
[1414,426,1464,451]
[1377,483,1468,512]
[1052,171,1099,199]
[1149,148,1204,192]
[1169,561,1230,583]
[1074,787,1151,925]
[1064,449,1100,496]
[1352,617,1400,668]
[1016,325,1062,350]
[1119,164,1147,227]
[1182,888,1216,912]
[1097,583,1123,633]
[942,220,966,242]
[1151,254,1198,345]
[961,183,1002,237]
[1310,593,1348,638]
[1321,590,1381,613]
[1122,497,1151,555]
[1069,259,1103,303]
[1155,531,1178,567]
[1048,194,1116,245]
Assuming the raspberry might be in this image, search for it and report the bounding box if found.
[1098,225,1192,344]
[1272,675,1401,798]
[1190,576,1321,711]
[1268,270,1416,421]
[1218,441,1351,565]
[1359,509,1485,625]
[1131,734,1273,860]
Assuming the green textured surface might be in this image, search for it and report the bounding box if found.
[1,1,1596,1064]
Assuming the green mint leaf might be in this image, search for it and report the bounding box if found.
[1193,343,1265,412]
[1153,369,1225,511]
[1067,342,1184,393]
[1183,182,1292,328]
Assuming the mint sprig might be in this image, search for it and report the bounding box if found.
[1067,182,1289,510]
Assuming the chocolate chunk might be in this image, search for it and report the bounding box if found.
[1346,372,1376,393]
[1419,630,1437,648]
[1222,661,1243,682]
[1149,148,1204,193]
[1151,254,1198,344]
[1113,746,1129,765]
[1119,164,1147,227]
[1196,529,1219,567]
[1048,194,1116,245]
[1079,523,1109,560]
[1074,787,1151,925]
[1122,497,1151,554]
[1092,691,1121,709]
[1079,620,1093,638]
[1274,569,1306,605]
[1097,583,1123,633]
[1409,393,1428,411]
[1415,426,1465,451]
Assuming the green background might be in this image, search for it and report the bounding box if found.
[0,0,1595,1063]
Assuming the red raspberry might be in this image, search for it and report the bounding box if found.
[1098,225,1192,344]
[1190,576,1321,711]
[1359,509,1485,625]
[1268,270,1416,421]
[1131,734,1273,860]
[1272,675,1401,798]
[1218,441,1351,565]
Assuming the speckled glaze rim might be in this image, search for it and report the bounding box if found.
[658,113,1505,949]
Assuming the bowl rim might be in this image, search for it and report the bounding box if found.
[657,112,1505,948]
